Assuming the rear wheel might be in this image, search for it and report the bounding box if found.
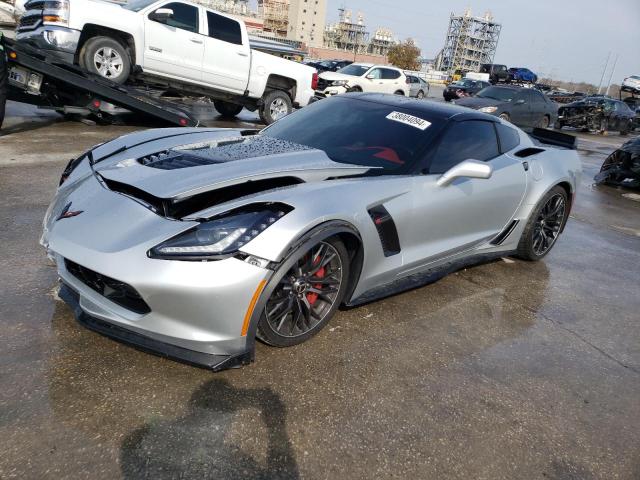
[214,100,243,118]
[515,186,568,261]
[259,90,292,125]
[257,238,350,347]
[417,90,425,99]
[80,36,131,84]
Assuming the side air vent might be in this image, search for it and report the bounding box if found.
[368,205,401,257]
[491,220,520,245]
[514,147,545,158]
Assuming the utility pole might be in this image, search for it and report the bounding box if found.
[605,54,618,97]
[597,51,611,95]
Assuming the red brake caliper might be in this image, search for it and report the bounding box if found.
[306,255,325,306]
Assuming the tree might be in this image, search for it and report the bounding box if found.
[388,39,422,71]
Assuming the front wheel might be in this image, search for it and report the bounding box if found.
[515,186,568,261]
[539,115,550,129]
[259,90,292,125]
[257,238,350,347]
[499,112,511,122]
[80,36,131,84]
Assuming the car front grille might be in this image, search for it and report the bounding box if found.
[18,14,42,30]
[64,259,151,315]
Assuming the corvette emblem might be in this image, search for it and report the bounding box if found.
[56,202,84,221]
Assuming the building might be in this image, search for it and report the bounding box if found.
[368,28,396,56]
[258,0,289,37]
[287,0,327,48]
[198,0,249,15]
[323,9,369,55]
[436,9,501,74]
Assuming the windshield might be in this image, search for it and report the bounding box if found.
[337,65,370,77]
[451,80,473,87]
[123,0,157,11]
[261,96,443,173]
[476,86,516,102]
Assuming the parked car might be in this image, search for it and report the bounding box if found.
[555,97,635,135]
[316,63,409,97]
[454,85,557,128]
[406,75,430,99]
[42,93,580,370]
[621,75,640,95]
[479,64,510,84]
[508,67,538,84]
[443,79,490,102]
[622,97,640,129]
[15,0,316,124]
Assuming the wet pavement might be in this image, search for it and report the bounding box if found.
[1,100,639,479]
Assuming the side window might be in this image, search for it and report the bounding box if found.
[428,121,500,174]
[381,69,401,80]
[367,68,382,79]
[496,123,521,153]
[151,2,199,33]
[207,11,242,45]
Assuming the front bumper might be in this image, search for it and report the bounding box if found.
[16,26,81,64]
[314,86,348,98]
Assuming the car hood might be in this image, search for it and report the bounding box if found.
[454,97,505,109]
[318,71,358,82]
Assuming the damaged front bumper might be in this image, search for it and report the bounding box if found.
[594,137,640,189]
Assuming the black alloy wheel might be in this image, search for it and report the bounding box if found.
[257,239,349,347]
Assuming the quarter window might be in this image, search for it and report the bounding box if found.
[207,11,242,44]
[427,120,500,174]
[381,69,401,80]
[151,2,199,33]
[496,123,520,153]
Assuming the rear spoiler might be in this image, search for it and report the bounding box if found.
[528,128,577,150]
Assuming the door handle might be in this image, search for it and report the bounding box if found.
[237,52,249,57]
[190,38,203,44]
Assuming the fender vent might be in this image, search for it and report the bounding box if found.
[491,220,520,245]
[514,147,545,158]
[368,205,401,257]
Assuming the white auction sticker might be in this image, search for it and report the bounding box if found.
[386,111,431,130]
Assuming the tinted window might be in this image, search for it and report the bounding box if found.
[207,11,242,44]
[381,69,401,80]
[428,121,499,174]
[477,86,517,102]
[496,123,520,153]
[262,96,443,174]
[338,64,370,77]
[529,90,545,103]
[151,2,199,33]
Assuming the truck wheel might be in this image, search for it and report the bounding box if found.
[259,90,292,125]
[81,37,131,84]
[214,100,244,118]
[553,121,564,130]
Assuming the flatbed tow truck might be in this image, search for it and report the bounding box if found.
[0,36,198,129]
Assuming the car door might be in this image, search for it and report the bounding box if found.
[362,67,383,92]
[202,10,250,93]
[509,91,532,126]
[403,120,527,273]
[380,68,403,94]
[527,90,548,126]
[143,2,204,82]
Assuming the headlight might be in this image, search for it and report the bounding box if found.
[479,106,498,113]
[149,204,293,260]
[331,80,348,87]
[42,0,70,26]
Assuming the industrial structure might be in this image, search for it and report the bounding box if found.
[436,9,501,74]
[287,0,327,48]
[257,0,289,37]
[368,28,396,56]
[324,9,370,55]
[199,0,249,15]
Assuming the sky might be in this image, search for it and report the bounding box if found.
[251,0,640,85]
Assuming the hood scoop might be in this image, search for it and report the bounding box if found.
[139,136,314,170]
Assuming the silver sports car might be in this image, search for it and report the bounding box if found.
[42,93,581,370]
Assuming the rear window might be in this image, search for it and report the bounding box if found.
[261,96,443,173]
[207,11,242,45]
[496,123,521,153]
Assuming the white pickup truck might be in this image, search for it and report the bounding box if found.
[15,0,317,123]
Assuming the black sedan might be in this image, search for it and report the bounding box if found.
[454,85,558,128]
[443,79,491,102]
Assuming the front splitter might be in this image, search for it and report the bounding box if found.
[58,283,253,371]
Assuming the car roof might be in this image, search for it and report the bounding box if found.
[343,93,500,122]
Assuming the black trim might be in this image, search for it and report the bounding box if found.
[368,205,401,257]
[491,220,520,245]
[58,284,252,371]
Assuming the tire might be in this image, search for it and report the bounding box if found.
[214,100,243,118]
[539,115,550,129]
[80,36,131,84]
[347,85,362,93]
[554,121,564,130]
[259,90,292,125]
[515,186,568,261]
[599,117,609,135]
[256,237,350,347]
[499,112,510,122]
[417,90,425,99]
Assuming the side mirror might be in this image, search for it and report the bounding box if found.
[366,74,375,80]
[436,159,493,187]
[150,8,173,22]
